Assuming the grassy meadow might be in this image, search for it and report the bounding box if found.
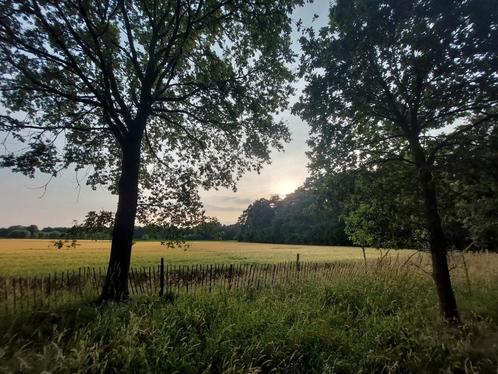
[0,239,404,276]
[1,263,498,373]
[1,239,498,373]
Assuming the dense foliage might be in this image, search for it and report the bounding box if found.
[316,158,498,252]
[235,189,350,245]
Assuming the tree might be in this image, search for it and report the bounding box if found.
[75,210,114,240]
[0,0,303,301]
[438,121,498,250]
[235,188,350,245]
[26,225,39,238]
[184,217,223,240]
[221,223,240,241]
[271,187,349,245]
[341,166,425,250]
[295,0,498,321]
[237,197,277,242]
[7,229,31,238]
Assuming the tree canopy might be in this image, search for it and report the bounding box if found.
[0,0,301,225]
[235,189,350,245]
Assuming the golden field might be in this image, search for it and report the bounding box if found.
[2,239,496,281]
[0,239,410,276]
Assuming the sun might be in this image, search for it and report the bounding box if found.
[275,179,299,198]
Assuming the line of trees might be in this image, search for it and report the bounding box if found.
[0,225,68,239]
[235,190,350,245]
[0,214,237,242]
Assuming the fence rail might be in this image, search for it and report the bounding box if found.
[0,255,368,315]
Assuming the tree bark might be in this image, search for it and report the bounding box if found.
[100,138,142,302]
[409,137,460,322]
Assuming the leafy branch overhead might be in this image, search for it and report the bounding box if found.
[0,0,300,227]
[295,0,498,174]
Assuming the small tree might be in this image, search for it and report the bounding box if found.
[80,210,114,240]
[342,167,426,250]
[295,0,498,321]
[26,225,39,238]
[0,0,303,301]
[237,198,277,242]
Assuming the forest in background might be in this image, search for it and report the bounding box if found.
[3,132,497,251]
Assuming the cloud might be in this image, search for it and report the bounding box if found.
[203,204,245,212]
[211,196,253,205]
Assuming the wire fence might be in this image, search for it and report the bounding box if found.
[2,250,493,316]
[0,256,368,315]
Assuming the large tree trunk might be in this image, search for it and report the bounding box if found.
[409,138,460,322]
[100,139,142,302]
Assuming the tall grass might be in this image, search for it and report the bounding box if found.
[1,263,497,373]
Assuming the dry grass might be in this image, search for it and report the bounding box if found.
[0,239,417,276]
[1,239,496,283]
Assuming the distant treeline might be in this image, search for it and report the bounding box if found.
[0,223,237,241]
[0,225,69,239]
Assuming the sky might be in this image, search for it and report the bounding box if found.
[0,1,331,228]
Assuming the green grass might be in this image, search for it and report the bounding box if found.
[0,239,412,276]
[1,270,497,373]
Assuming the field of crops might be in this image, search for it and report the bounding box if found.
[0,239,408,276]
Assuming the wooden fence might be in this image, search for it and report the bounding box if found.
[0,256,365,315]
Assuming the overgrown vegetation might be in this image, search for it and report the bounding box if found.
[1,265,497,373]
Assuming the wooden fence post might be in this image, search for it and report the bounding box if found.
[209,264,213,293]
[228,264,233,290]
[296,253,300,273]
[159,258,165,297]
